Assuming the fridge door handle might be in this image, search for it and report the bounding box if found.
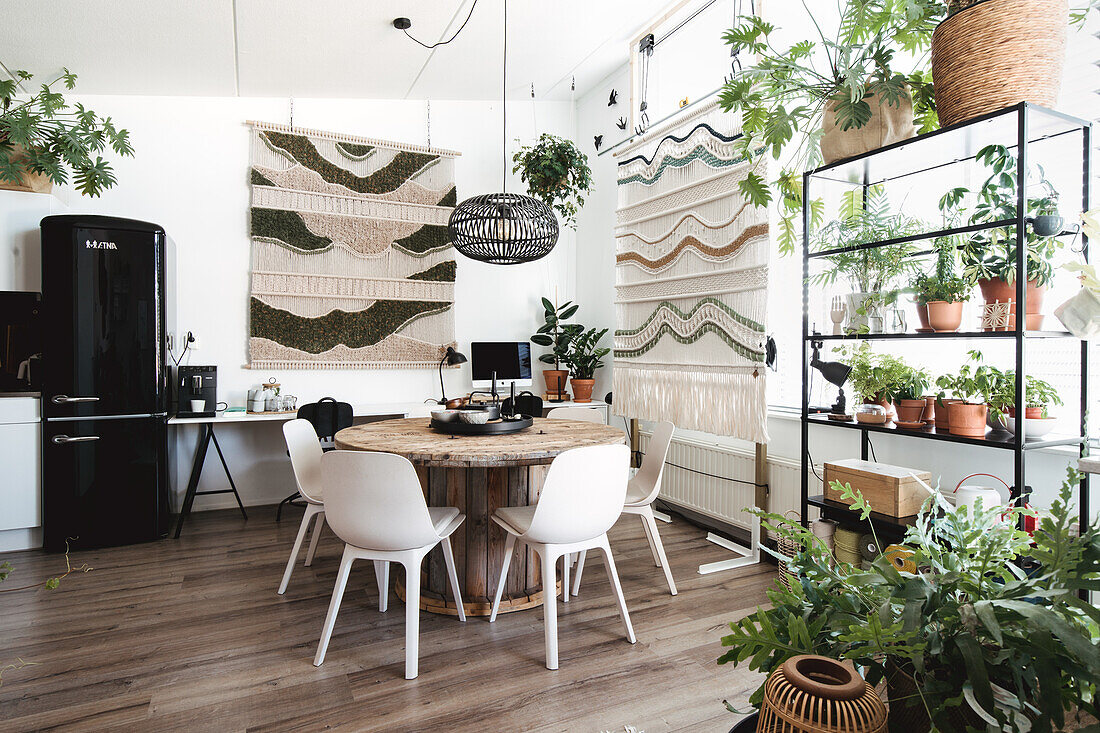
[51,395,101,404]
[52,434,101,444]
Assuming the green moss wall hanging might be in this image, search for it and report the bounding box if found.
[247,121,460,369]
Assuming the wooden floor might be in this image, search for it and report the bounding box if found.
[1,506,773,732]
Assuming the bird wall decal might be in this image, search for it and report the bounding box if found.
[615,117,627,130]
[607,89,618,106]
[594,134,603,150]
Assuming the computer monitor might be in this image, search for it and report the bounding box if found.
[470,341,532,389]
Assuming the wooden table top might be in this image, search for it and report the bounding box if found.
[334,417,627,467]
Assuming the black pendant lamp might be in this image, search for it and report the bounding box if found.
[448,0,558,265]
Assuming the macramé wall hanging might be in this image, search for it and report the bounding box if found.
[246,122,460,370]
[612,99,770,442]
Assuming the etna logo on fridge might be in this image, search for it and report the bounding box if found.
[84,239,118,250]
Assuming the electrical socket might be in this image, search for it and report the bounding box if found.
[166,333,174,352]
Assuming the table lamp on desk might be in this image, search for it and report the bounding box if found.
[437,347,468,407]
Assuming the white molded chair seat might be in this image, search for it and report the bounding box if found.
[573,420,678,597]
[313,450,466,679]
[488,444,635,670]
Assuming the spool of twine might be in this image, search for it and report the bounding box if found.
[834,527,863,567]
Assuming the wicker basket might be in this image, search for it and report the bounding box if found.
[775,512,802,591]
[758,655,888,733]
[931,0,1068,127]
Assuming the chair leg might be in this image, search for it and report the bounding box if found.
[403,556,422,679]
[440,537,466,623]
[562,553,570,604]
[642,507,677,596]
[639,512,661,567]
[278,505,318,595]
[598,537,636,644]
[374,560,389,613]
[489,533,516,622]
[313,546,354,666]
[304,510,325,567]
[541,547,559,670]
[571,550,587,597]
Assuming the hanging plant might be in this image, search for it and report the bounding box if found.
[511,133,592,229]
[0,68,134,197]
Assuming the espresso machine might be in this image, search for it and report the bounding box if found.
[176,365,216,417]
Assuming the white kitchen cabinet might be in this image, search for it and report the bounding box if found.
[0,397,42,532]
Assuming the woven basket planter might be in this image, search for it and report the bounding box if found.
[931,0,1068,127]
[758,655,888,733]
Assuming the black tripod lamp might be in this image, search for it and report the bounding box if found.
[810,339,852,414]
[438,347,467,403]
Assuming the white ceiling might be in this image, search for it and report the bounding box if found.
[0,0,670,101]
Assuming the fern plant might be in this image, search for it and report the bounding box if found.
[0,68,134,197]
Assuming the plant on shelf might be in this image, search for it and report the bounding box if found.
[511,134,592,229]
[934,349,1003,436]
[911,233,972,332]
[954,145,1064,330]
[813,185,924,332]
[717,0,942,253]
[893,366,931,423]
[719,470,1100,732]
[564,327,609,403]
[837,343,914,412]
[0,68,134,196]
[531,296,582,396]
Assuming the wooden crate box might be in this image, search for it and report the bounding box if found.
[823,459,931,518]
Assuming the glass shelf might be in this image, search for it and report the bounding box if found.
[805,330,1075,341]
[805,413,1085,451]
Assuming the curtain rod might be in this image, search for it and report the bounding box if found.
[597,84,724,158]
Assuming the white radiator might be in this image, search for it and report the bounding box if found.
[640,431,811,533]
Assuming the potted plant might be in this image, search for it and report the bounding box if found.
[893,366,931,426]
[1,68,134,196]
[812,186,924,332]
[838,343,912,417]
[717,2,941,253]
[955,145,1063,330]
[932,0,1078,127]
[934,352,999,437]
[718,471,1100,732]
[512,134,592,229]
[564,327,609,403]
[912,217,972,332]
[531,297,581,397]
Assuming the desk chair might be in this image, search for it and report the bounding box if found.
[277,397,353,521]
[488,444,635,670]
[314,450,466,679]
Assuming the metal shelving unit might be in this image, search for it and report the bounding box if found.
[799,102,1092,537]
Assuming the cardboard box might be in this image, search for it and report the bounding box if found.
[823,459,930,517]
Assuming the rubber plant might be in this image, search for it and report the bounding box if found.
[530,297,581,372]
[717,0,942,253]
[511,133,592,228]
[0,68,134,196]
[719,470,1100,731]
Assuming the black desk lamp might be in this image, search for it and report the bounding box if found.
[438,347,467,403]
[810,337,852,414]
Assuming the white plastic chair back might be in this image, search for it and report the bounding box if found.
[320,450,441,551]
[546,406,604,423]
[630,420,674,506]
[283,419,325,504]
[525,444,630,544]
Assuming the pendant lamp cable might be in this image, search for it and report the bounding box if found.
[402,0,481,49]
[502,0,507,192]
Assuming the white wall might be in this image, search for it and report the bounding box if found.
[6,94,579,513]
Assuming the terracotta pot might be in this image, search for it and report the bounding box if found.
[570,378,595,403]
[978,277,1045,330]
[895,399,927,423]
[926,300,964,332]
[935,398,962,430]
[948,402,989,437]
[542,369,569,396]
[915,302,931,331]
[1007,406,1043,419]
[923,395,937,425]
[0,143,53,194]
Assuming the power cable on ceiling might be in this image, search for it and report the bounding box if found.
[401,0,481,49]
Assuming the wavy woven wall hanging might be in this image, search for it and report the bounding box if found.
[612,100,769,441]
[246,122,460,369]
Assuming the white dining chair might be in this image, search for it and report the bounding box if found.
[488,443,635,670]
[278,419,332,594]
[313,450,466,679]
[546,406,605,423]
[572,420,677,597]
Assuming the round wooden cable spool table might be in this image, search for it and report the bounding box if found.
[334,417,627,616]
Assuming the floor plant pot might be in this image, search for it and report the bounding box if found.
[978,277,1045,330]
[931,0,1068,127]
[821,90,916,165]
[570,378,595,403]
[895,399,926,424]
[926,300,963,332]
[948,402,988,437]
[542,369,569,396]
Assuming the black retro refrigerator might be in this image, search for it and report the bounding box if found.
[40,215,169,551]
